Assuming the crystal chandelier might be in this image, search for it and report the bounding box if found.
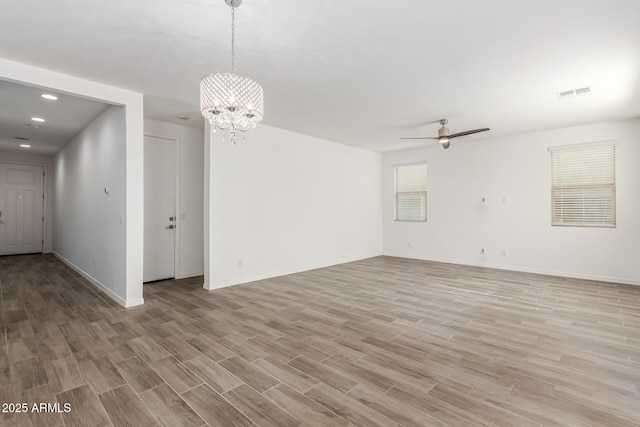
[200,0,263,144]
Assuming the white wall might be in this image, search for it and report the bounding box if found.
[53,106,129,303]
[204,124,382,289]
[0,57,144,307]
[0,152,54,252]
[144,118,204,279]
[382,118,640,285]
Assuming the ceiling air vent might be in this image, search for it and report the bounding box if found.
[557,86,591,100]
[14,136,30,141]
[575,86,591,95]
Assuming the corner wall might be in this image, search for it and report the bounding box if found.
[204,124,382,289]
[382,118,640,285]
[53,106,128,303]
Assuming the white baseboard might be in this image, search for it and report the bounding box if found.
[381,251,639,286]
[176,270,204,280]
[204,252,382,291]
[124,298,144,308]
[52,252,143,307]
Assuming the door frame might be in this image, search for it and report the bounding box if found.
[143,133,181,281]
[0,160,48,254]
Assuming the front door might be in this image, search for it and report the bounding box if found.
[0,163,44,256]
[143,135,177,282]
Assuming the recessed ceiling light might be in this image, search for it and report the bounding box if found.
[20,144,31,148]
[31,117,45,122]
[41,94,58,100]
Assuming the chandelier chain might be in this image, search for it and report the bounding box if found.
[231,6,235,71]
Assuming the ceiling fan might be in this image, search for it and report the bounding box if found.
[401,119,490,149]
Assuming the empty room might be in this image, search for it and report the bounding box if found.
[0,0,639,426]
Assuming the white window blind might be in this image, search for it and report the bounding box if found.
[550,142,616,227]
[395,163,427,221]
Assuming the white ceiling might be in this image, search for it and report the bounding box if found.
[0,80,109,155]
[0,0,638,152]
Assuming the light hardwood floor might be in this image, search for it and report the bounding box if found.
[1,254,639,426]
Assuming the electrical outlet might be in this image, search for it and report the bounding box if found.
[237,259,243,268]
[502,249,507,256]
[480,248,485,254]
[407,242,412,248]
[93,258,97,268]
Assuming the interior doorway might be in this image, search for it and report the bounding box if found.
[0,162,44,256]
[143,135,178,282]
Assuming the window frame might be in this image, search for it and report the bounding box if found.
[549,141,616,228]
[394,162,427,222]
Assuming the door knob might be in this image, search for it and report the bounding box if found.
[165,224,175,229]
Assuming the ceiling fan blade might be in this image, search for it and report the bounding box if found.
[400,137,439,140]
[448,128,490,139]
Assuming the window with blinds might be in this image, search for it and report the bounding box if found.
[395,163,427,222]
[550,142,616,227]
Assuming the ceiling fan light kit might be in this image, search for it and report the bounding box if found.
[437,119,450,148]
[401,118,490,149]
[200,0,264,145]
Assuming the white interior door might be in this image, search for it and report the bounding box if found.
[144,136,177,282]
[0,163,44,256]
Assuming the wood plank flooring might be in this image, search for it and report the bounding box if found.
[1,253,639,426]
